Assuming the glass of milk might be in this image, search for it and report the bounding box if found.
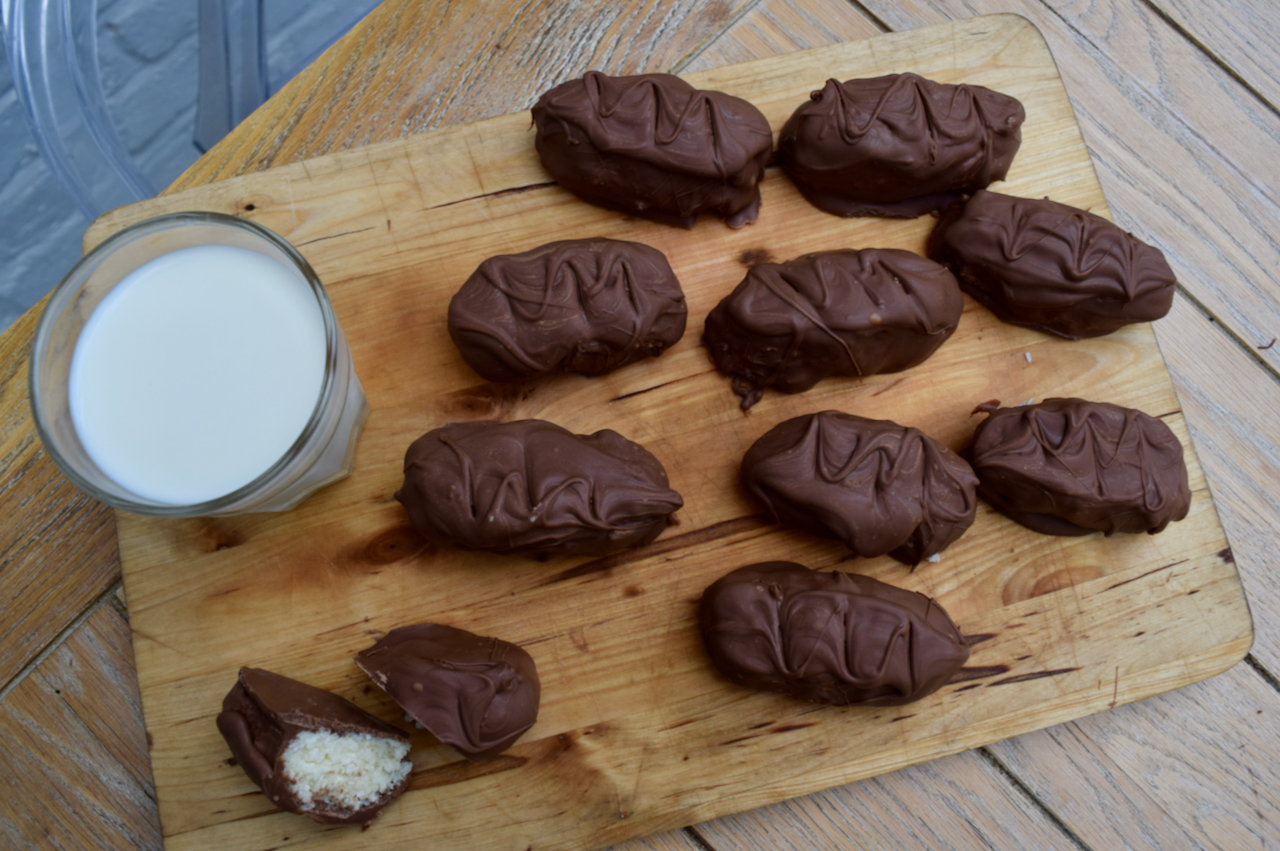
[30,211,369,516]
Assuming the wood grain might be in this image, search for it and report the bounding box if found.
[680,0,882,70]
[988,660,1280,849]
[691,747,1079,851]
[30,590,151,788]
[1153,295,1280,666]
[614,833,708,851]
[1149,0,1280,112]
[0,602,160,851]
[81,16,1250,851]
[168,0,755,192]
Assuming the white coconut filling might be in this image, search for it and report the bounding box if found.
[281,731,412,812]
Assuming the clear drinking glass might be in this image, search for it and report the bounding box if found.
[30,211,368,516]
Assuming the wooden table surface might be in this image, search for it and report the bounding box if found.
[1,1,1277,849]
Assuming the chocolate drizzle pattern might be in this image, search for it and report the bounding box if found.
[699,562,970,706]
[927,190,1176,338]
[357,624,540,762]
[970,398,1191,536]
[216,667,410,825]
[702,249,963,410]
[395,419,683,558]
[533,71,773,228]
[742,411,978,565]
[448,238,687,383]
[778,74,1024,218]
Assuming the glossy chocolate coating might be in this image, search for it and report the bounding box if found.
[971,398,1191,536]
[395,419,683,558]
[357,624,540,762]
[216,667,410,825]
[927,190,1176,338]
[699,562,970,705]
[702,249,963,410]
[778,74,1024,218]
[742,411,978,565]
[532,71,773,228]
[448,238,687,383]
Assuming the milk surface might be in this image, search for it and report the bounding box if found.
[69,245,328,504]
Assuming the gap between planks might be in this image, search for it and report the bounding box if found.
[977,747,1094,851]
[669,0,770,73]
[1033,0,1280,166]
[844,0,891,33]
[1174,286,1280,386]
[0,581,123,704]
[683,826,720,851]
[1246,655,1280,694]
[1025,0,1280,236]
[1137,0,1280,123]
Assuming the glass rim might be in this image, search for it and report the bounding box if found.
[29,210,340,516]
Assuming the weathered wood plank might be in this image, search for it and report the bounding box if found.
[0,603,160,851]
[32,586,151,788]
[0,297,120,690]
[1154,295,1280,666]
[1148,0,1280,113]
[988,661,1280,850]
[690,747,1079,851]
[168,0,756,193]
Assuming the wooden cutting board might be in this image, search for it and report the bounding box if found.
[88,14,1252,851]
